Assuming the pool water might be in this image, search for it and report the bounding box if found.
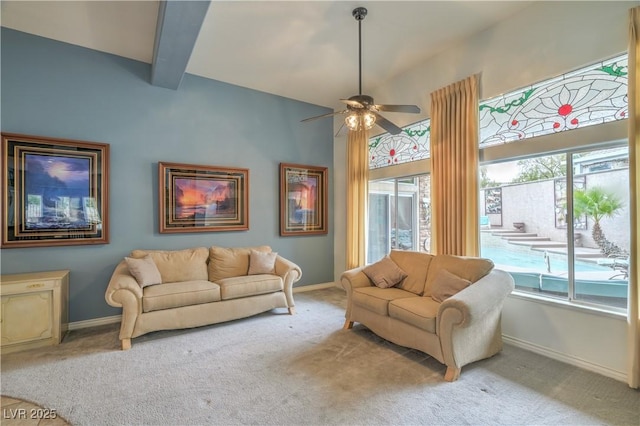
[480,244,610,273]
[480,235,626,306]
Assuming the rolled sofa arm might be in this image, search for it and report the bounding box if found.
[438,269,514,328]
[104,260,144,344]
[340,266,372,325]
[275,255,302,310]
[340,266,370,293]
[437,269,515,373]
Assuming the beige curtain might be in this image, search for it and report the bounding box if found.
[429,75,480,256]
[346,127,369,269]
[627,6,640,390]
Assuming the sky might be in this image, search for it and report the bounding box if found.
[483,161,519,184]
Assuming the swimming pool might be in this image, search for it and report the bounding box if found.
[480,236,627,304]
[480,245,610,273]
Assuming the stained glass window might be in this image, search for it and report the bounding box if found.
[369,53,628,169]
[369,120,431,169]
[479,54,628,147]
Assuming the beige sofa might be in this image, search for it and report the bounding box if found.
[341,250,514,382]
[105,245,302,350]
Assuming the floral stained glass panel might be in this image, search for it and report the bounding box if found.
[369,120,431,169]
[369,54,628,169]
[479,54,628,147]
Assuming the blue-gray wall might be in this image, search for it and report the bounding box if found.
[0,28,335,323]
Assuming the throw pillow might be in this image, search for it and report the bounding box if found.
[248,250,277,275]
[389,250,434,295]
[430,269,472,303]
[125,255,162,288]
[208,245,272,281]
[362,256,408,288]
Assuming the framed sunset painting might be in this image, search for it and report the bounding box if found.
[1,133,110,248]
[158,162,249,233]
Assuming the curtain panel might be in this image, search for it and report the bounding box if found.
[429,74,480,256]
[627,6,640,390]
[346,128,369,269]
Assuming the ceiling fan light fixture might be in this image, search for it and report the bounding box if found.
[345,110,376,131]
[300,7,419,134]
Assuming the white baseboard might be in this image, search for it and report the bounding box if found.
[293,282,338,293]
[69,283,339,330]
[68,315,121,331]
[503,335,627,383]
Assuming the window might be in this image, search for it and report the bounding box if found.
[369,54,628,170]
[367,175,431,264]
[478,53,629,312]
[480,146,629,310]
[479,54,628,147]
[368,53,629,313]
[571,148,629,308]
[369,120,430,169]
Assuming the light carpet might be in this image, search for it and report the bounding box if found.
[1,287,638,425]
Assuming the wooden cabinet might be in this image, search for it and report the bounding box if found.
[1,270,69,354]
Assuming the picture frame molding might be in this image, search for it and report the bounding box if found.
[279,163,328,236]
[1,132,110,248]
[158,161,249,234]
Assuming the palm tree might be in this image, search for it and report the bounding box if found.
[573,187,625,255]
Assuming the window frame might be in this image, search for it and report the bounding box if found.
[367,173,431,264]
[480,142,630,315]
[367,52,630,315]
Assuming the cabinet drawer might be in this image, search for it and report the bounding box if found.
[1,279,57,294]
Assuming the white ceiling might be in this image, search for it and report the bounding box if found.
[1,1,534,110]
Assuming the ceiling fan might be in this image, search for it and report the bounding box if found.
[302,7,421,135]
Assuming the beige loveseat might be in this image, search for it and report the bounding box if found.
[341,250,514,382]
[105,245,302,350]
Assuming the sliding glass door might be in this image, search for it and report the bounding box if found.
[367,175,430,264]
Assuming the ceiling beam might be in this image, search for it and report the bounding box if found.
[151,0,211,90]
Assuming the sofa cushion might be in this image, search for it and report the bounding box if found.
[248,249,277,275]
[431,269,472,302]
[424,255,494,297]
[217,275,283,300]
[125,254,162,288]
[131,247,209,284]
[389,297,439,333]
[142,280,221,313]
[352,287,418,316]
[389,250,435,295]
[362,256,407,288]
[208,246,272,282]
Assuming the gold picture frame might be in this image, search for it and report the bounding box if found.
[1,133,110,248]
[279,163,327,236]
[159,162,249,233]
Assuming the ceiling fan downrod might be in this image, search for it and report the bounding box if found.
[353,7,367,96]
[300,5,418,136]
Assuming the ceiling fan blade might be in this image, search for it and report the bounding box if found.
[374,104,421,114]
[300,110,346,123]
[372,111,403,135]
[340,99,365,108]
